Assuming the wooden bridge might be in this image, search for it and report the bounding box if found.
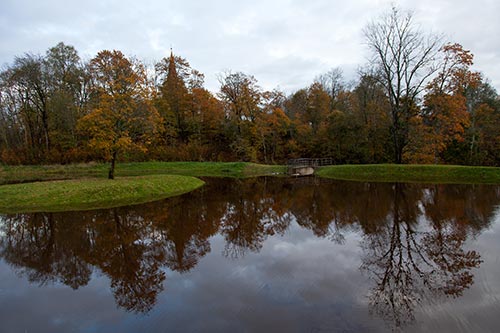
[287,158,334,176]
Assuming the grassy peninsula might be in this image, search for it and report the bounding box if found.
[0,162,283,213]
[316,164,500,184]
[0,174,204,213]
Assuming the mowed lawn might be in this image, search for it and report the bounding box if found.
[0,174,204,213]
[316,164,500,184]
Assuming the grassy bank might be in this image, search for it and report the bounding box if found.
[115,161,285,178]
[2,162,498,213]
[0,174,205,213]
[0,162,286,185]
[316,164,500,184]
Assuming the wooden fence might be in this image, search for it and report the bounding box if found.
[286,158,334,168]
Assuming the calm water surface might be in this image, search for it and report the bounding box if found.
[1,177,500,332]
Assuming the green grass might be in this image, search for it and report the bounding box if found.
[0,174,205,213]
[0,162,107,185]
[316,164,500,184]
[0,161,285,213]
[3,162,497,214]
[0,162,286,185]
[115,161,285,178]
[241,163,286,177]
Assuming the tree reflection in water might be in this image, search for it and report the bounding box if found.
[0,178,498,326]
[360,183,487,329]
[0,212,93,289]
[220,178,293,258]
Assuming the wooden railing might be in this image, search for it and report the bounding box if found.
[287,158,334,168]
[286,158,334,175]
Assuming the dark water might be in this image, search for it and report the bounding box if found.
[1,177,500,333]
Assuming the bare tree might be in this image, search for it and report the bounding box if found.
[315,67,345,111]
[364,6,442,163]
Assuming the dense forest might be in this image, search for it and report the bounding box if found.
[1,8,499,167]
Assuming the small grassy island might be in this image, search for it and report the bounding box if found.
[0,174,205,213]
[0,162,284,213]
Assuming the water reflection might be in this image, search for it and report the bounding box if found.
[0,178,499,329]
[360,183,486,329]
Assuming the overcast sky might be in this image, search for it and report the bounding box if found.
[1,0,499,93]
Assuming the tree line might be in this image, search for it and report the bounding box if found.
[1,7,499,171]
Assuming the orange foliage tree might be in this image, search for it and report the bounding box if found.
[77,50,160,179]
[405,44,478,163]
[155,52,192,144]
[256,90,291,163]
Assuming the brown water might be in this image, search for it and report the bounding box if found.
[1,177,499,332]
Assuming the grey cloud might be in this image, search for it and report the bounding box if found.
[1,0,499,92]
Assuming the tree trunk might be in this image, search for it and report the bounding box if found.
[42,110,51,154]
[391,126,403,164]
[469,132,477,165]
[108,151,117,179]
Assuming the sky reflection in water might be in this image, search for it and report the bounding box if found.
[0,177,499,332]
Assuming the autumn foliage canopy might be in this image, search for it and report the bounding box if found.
[1,10,499,167]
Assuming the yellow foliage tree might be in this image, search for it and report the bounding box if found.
[77,50,160,179]
[405,43,476,163]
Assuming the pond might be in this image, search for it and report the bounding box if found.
[0,177,499,332]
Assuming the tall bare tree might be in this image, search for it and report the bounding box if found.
[315,67,346,111]
[364,6,441,163]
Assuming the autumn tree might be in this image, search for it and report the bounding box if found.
[218,71,262,161]
[284,83,342,158]
[152,51,227,160]
[283,88,308,157]
[291,83,331,157]
[471,99,500,166]
[364,6,441,163]
[0,42,88,164]
[188,86,225,159]
[405,44,480,163]
[352,74,392,162]
[256,90,291,163]
[315,68,342,110]
[0,53,52,161]
[1,37,499,166]
[44,42,86,161]
[155,52,191,143]
[305,82,330,133]
[0,70,26,163]
[77,50,160,179]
